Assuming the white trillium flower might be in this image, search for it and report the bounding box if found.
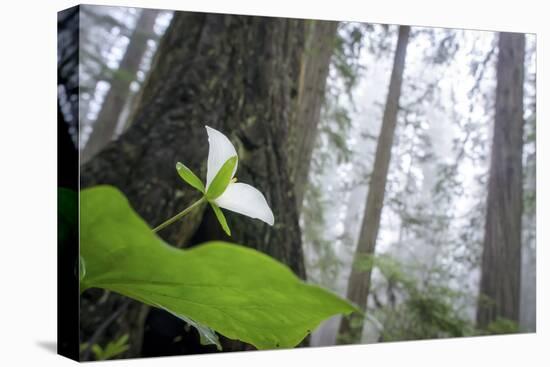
[204,126,275,226]
[174,126,274,236]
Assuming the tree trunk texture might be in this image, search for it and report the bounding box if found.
[81,9,160,164]
[79,12,316,359]
[337,26,410,344]
[476,32,525,330]
[289,20,339,210]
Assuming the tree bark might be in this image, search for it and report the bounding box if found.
[337,26,410,344]
[81,9,160,164]
[289,20,339,209]
[79,12,308,358]
[476,32,525,330]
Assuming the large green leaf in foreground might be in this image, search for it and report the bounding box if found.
[80,186,357,350]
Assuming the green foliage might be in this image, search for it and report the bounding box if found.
[206,156,237,200]
[354,253,474,342]
[353,254,415,290]
[301,181,343,289]
[403,289,472,339]
[319,106,353,164]
[316,22,364,167]
[176,162,205,193]
[376,292,472,342]
[485,318,520,335]
[80,334,130,361]
[80,185,357,350]
[332,23,366,96]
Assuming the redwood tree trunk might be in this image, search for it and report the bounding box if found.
[79,12,309,358]
[476,32,525,330]
[290,20,339,209]
[81,9,160,164]
[337,25,410,344]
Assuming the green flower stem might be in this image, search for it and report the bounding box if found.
[152,197,206,233]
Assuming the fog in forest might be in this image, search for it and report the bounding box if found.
[58,5,536,360]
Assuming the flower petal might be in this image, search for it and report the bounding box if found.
[205,126,238,190]
[214,183,274,226]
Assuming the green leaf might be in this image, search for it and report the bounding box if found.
[91,334,129,360]
[114,333,129,348]
[91,345,103,360]
[102,335,129,360]
[210,203,231,236]
[166,311,221,350]
[176,162,205,193]
[80,185,358,350]
[206,156,237,200]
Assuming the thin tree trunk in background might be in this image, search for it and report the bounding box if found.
[476,32,525,330]
[81,9,159,164]
[290,20,339,210]
[80,13,307,358]
[337,26,410,344]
